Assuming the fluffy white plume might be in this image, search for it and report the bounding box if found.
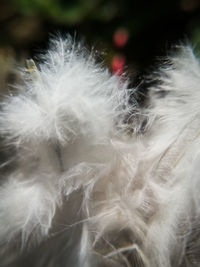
[0,37,131,145]
[0,38,200,267]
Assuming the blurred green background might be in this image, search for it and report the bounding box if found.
[1,0,200,91]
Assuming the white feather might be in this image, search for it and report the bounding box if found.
[0,38,200,267]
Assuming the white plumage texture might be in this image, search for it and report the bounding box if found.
[0,38,129,145]
[0,38,200,267]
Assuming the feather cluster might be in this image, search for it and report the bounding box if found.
[0,37,200,267]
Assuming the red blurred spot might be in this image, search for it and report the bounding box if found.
[111,54,126,75]
[113,28,129,48]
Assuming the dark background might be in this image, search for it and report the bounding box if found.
[1,0,200,90]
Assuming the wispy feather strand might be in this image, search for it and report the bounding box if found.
[0,38,200,267]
